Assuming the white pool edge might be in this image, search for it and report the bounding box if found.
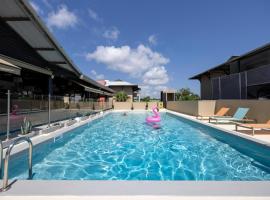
[166,110,270,148]
[1,180,270,197]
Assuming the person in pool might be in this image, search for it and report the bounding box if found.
[122,112,127,116]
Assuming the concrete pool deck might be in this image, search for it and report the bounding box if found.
[0,109,270,199]
[1,181,270,199]
[166,110,270,145]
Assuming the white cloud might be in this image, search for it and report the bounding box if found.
[86,44,170,97]
[91,70,105,80]
[86,44,169,78]
[148,34,157,45]
[30,1,43,14]
[88,8,102,22]
[102,27,120,40]
[143,66,169,85]
[47,5,78,29]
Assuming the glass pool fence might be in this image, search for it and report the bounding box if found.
[0,90,112,140]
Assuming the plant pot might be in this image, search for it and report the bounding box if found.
[18,131,36,138]
[41,124,63,134]
[66,119,77,126]
[81,116,89,121]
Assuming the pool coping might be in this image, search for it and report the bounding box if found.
[166,110,270,148]
[1,109,270,197]
[1,180,270,196]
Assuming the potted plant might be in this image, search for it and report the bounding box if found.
[64,102,69,109]
[20,117,32,136]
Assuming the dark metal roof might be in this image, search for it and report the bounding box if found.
[0,0,113,94]
[190,42,270,80]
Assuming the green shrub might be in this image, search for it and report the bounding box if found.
[115,91,128,102]
[176,88,200,101]
[141,96,150,102]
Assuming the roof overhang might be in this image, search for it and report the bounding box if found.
[108,84,140,91]
[0,57,21,75]
[0,54,52,76]
[74,81,113,96]
[189,63,230,80]
[0,0,81,76]
[0,0,114,94]
[80,75,115,93]
[161,89,177,94]
[189,42,270,80]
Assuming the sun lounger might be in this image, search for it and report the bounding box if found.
[197,107,230,120]
[209,107,252,124]
[235,120,270,135]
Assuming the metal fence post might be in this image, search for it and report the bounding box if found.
[48,93,51,127]
[48,77,52,127]
[6,90,10,140]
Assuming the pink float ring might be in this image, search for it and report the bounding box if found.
[146,106,161,123]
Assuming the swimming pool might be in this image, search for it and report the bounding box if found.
[9,112,270,180]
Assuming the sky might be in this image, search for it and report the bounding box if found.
[30,0,270,97]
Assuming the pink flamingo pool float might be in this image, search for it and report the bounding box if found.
[146,106,161,125]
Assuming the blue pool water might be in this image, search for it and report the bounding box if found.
[9,112,270,180]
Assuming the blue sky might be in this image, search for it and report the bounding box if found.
[30,0,270,97]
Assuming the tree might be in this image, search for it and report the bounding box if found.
[176,88,200,101]
[141,96,151,102]
[115,91,128,102]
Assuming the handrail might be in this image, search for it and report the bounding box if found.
[0,140,3,179]
[1,137,33,192]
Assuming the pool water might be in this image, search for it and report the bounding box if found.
[10,112,270,180]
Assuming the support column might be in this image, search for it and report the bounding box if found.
[165,92,167,108]
[6,90,10,140]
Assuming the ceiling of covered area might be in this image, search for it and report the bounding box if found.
[0,0,114,94]
[0,0,77,74]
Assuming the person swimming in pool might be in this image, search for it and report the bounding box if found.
[122,112,127,116]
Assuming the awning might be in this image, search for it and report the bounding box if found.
[0,0,81,75]
[0,58,21,75]
[0,54,52,76]
[80,75,115,93]
[74,81,113,96]
[0,0,114,93]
